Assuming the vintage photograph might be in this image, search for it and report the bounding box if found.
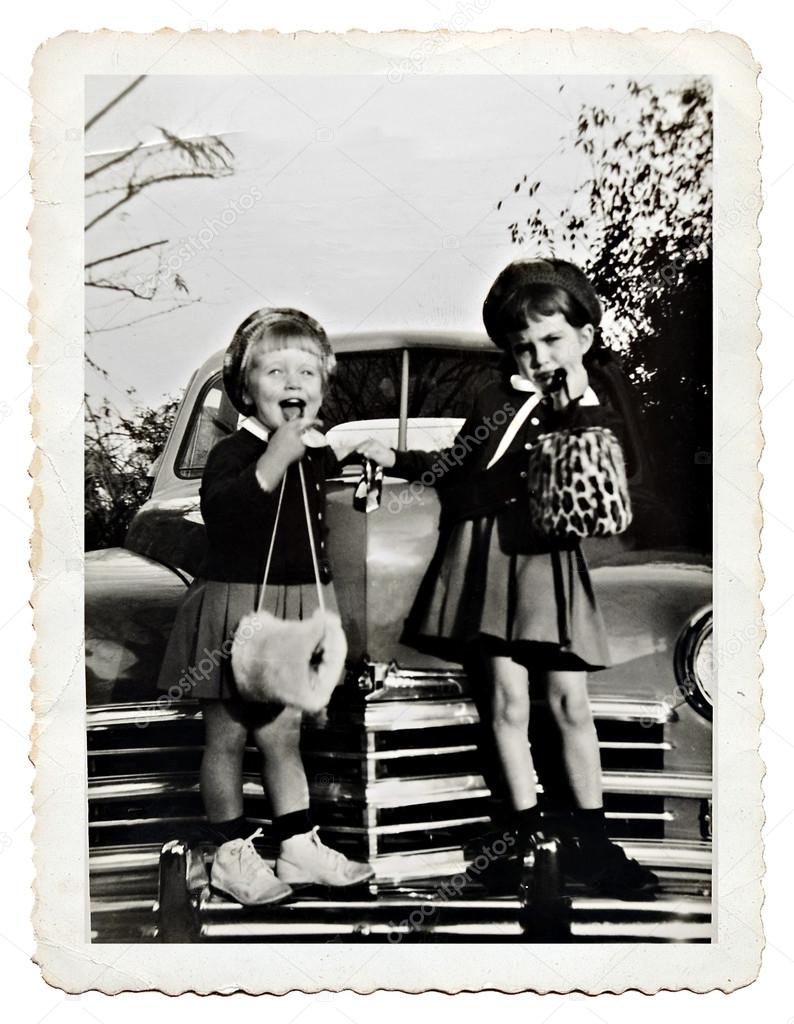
[83,66,715,948]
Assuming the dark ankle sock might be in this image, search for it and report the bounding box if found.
[572,807,610,847]
[273,808,312,843]
[509,805,543,841]
[209,815,252,843]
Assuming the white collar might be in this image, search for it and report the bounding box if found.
[509,373,599,406]
[240,415,329,449]
[509,374,535,393]
[240,416,271,441]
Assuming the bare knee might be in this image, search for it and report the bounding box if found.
[202,702,248,757]
[548,679,593,731]
[493,684,529,731]
[254,706,303,757]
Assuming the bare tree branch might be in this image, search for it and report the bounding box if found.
[86,166,233,198]
[84,300,198,335]
[86,171,231,230]
[158,127,234,170]
[85,187,137,231]
[85,279,153,300]
[84,239,169,270]
[85,75,146,133]
[85,142,143,181]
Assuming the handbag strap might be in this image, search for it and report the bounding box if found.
[257,472,287,612]
[256,459,325,615]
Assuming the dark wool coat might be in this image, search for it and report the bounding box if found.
[390,368,632,553]
[199,428,341,585]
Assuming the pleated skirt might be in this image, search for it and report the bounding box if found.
[157,579,339,707]
[404,515,611,671]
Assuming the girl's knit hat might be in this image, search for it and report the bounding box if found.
[482,258,602,348]
[223,308,335,414]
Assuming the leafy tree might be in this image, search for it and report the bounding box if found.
[497,78,713,549]
[85,393,181,549]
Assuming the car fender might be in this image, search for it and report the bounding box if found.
[86,548,189,706]
[589,559,713,775]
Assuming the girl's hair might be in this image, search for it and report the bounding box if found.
[494,283,593,334]
[223,308,335,414]
[483,258,602,350]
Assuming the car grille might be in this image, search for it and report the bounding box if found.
[87,667,711,941]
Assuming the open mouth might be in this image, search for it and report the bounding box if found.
[279,398,306,420]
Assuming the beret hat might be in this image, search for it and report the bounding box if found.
[482,258,602,347]
[223,308,334,415]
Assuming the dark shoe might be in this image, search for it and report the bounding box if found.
[465,826,556,895]
[561,838,660,898]
[462,825,521,893]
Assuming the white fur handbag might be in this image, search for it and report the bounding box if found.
[231,463,347,712]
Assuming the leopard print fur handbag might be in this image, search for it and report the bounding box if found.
[527,426,633,541]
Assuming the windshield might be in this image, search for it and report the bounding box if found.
[321,348,501,430]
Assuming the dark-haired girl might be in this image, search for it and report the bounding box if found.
[358,259,659,897]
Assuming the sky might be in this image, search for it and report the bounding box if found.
[84,72,682,411]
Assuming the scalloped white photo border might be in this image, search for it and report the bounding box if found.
[29,28,762,994]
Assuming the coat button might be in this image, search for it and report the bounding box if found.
[318,512,323,520]
[530,417,540,426]
[519,470,527,479]
[524,442,532,450]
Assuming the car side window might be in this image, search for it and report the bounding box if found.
[176,375,238,479]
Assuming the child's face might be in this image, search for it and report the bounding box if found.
[506,312,594,390]
[243,341,324,430]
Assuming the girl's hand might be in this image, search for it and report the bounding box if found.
[269,418,312,465]
[355,438,396,469]
[544,366,589,411]
[255,419,312,490]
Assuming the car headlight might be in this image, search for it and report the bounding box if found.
[674,606,714,720]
